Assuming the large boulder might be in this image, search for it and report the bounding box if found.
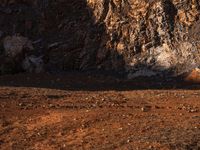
[22,55,44,73]
[3,36,33,58]
[1,35,43,74]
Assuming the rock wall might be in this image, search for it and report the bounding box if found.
[88,0,200,77]
[0,0,200,77]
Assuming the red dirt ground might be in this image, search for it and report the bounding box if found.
[0,73,199,150]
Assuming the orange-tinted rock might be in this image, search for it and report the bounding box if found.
[184,68,200,83]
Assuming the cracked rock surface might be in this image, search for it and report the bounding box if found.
[0,0,200,77]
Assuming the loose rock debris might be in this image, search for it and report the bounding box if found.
[0,74,199,149]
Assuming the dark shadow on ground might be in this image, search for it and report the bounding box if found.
[0,72,199,91]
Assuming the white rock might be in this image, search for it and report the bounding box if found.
[127,69,157,79]
[22,55,44,73]
[3,36,33,58]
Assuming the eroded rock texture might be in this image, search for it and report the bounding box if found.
[0,0,200,77]
[88,0,200,77]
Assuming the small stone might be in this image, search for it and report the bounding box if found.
[18,103,23,106]
[141,106,152,112]
[118,127,123,130]
[188,109,198,113]
[154,105,160,109]
[49,104,54,108]
[149,145,153,149]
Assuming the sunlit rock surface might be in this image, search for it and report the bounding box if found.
[0,0,200,77]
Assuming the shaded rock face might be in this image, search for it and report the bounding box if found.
[0,0,200,77]
[88,0,200,76]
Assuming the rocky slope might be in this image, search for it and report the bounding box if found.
[0,0,200,77]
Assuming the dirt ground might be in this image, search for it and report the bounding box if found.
[0,73,199,150]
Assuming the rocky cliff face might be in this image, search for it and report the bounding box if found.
[0,0,200,77]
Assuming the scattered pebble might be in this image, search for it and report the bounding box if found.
[141,106,152,112]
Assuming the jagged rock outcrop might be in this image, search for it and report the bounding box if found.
[88,0,200,77]
[0,0,200,77]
